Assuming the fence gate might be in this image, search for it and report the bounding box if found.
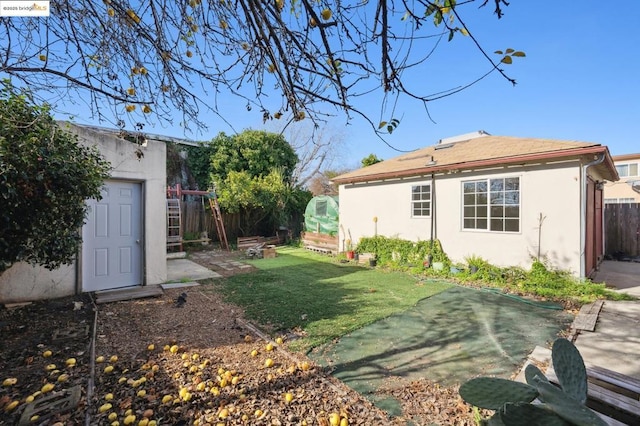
[604,203,640,257]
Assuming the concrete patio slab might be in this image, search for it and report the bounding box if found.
[574,300,640,379]
[166,258,221,282]
[592,260,640,297]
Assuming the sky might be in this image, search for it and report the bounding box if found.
[62,1,640,170]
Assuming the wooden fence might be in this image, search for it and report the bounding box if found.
[604,203,640,257]
[179,200,303,247]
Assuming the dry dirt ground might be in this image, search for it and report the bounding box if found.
[0,250,483,425]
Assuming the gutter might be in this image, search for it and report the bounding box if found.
[580,154,605,278]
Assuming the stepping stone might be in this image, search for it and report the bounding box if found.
[19,385,81,425]
[52,325,90,342]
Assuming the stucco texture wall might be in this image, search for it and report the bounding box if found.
[339,161,583,274]
[71,125,167,287]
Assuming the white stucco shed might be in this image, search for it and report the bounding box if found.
[0,123,167,303]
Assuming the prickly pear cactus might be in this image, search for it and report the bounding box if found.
[458,377,538,410]
[458,338,607,426]
[533,376,606,426]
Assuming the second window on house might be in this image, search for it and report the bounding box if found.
[463,177,520,232]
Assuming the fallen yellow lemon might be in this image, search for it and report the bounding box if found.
[2,378,17,386]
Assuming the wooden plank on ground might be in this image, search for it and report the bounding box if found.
[95,286,164,304]
[586,364,640,395]
[546,363,640,425]
[573,300,604,331]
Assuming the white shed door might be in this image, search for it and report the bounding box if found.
[82,181,143,292]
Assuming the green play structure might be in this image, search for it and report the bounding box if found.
[304,195,339,235]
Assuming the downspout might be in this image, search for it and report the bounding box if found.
[580,154,605,278]
[429,173,436,264]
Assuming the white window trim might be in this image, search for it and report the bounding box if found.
[461,175,521,233]
[411,184,432,218]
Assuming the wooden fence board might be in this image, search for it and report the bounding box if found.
[604,203,640,257]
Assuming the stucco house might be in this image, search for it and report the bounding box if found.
[604,153,640,204]
[0,123,167,303]
[332,132,619,278]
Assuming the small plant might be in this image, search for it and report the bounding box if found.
[459,338,605,425]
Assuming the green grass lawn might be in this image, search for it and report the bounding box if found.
[206,247,452,352]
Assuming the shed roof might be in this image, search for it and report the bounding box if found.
[333,134,618,184]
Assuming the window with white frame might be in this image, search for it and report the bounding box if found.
[463,177,520,232]
[616,163,639,178]
[411,184,431,217]
[605,197,636,204]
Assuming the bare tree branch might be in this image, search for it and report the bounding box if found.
[0,0,518,136]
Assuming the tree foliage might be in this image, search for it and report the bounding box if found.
[0,82,111,272]
[0,0,518,134]
[361,153,383,167]
[188,130,310,235]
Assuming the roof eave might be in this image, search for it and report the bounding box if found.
[332,146,618,185]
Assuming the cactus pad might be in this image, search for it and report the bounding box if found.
[524,363,549,386]
[500,402,572,425]
[533,377,607,426]
[551,338,587,404]
[459,377,538,410]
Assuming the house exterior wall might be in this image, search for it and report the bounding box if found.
[339,161,584,274]
[604,154,640,203]
[0,124,167,303]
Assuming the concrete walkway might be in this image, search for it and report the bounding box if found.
[166,258,221,282]
[591,260,640,297]
[568,261,640,379]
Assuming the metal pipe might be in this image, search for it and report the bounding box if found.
[581,154,605,278]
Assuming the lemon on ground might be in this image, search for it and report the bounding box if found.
[109,355,118,363]
[264,358,274,368]
[96,355,105,363]
[329,413,341,426]
[5,400,19,412]
[99,403,113,413]
[41,383,54,393]
[265,343,274,351]
[284,392,294,403]
[42,350,52,358]
[2,378,17,386]
[104,365,114,373]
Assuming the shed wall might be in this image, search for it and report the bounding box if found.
[0,124,167,303]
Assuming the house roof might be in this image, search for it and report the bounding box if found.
[612,153,640,162]
[332,134,619,184]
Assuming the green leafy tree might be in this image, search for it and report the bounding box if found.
[0,82,111,272]
[193,129,309,236]
[0,1,521,134]
[361,154,383,167]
